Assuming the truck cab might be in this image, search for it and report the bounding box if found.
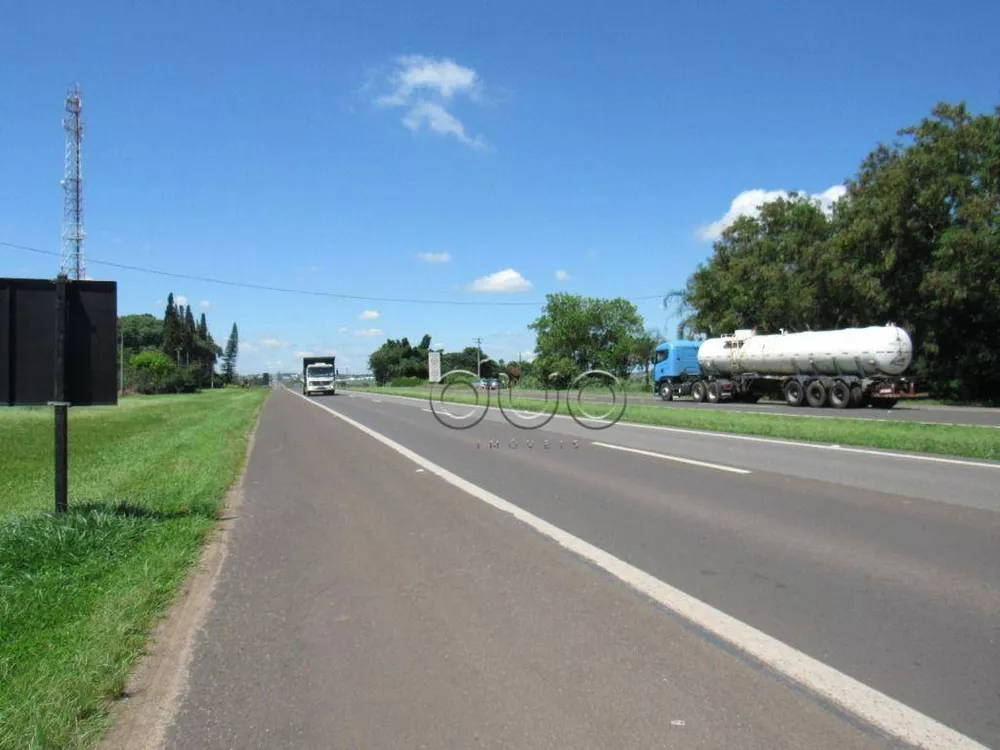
[304,362,336,396]
[652,340,702,400]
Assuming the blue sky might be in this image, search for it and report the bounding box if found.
[2,0,998,374]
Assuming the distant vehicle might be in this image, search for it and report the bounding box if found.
[652,324,916,409]
[301,355,337,396]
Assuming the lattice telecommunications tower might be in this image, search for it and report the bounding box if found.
[60,85,85,280]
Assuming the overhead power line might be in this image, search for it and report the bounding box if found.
[1,241,667,308]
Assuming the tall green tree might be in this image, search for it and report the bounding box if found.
[161,293,185,362]
[222,323,239,384]
[528,293,646,387]
[678,194,857,338]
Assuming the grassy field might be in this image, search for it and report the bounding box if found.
[0,388,269,750]
[344,384,1000,461]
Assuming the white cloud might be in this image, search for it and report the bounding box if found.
[293,350,315,358]
[241,341,259,353]
[554,269,571,282]
[417,251,451,263]
[402,102,486,150]
[259,338,287,348]
[696,185,848,242]
[355,328,384,337]
[359,309,380,320]
[376,54,488,149]
[175,295,189,307]
[266,360,282,368]
[469,268,533,293]
[338,326,350,333]
[199,300,210,309]
[379,54,480,104]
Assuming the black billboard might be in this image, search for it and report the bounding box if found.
[1,277,118,407]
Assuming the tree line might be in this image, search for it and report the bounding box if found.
[366,293,662,389]
[676,100,999,402]
[118,293,242,393]
[367,333,534,386]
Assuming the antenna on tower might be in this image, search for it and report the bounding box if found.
[60,85,85,280]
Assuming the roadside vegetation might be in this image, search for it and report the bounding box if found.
[344,383,1000,461]
[0,388,268,750]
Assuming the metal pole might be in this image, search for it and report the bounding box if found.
[119,329,124,395]
[53,275,69,514]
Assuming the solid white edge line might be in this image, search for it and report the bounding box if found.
[592,441,752,475]
[292,389,988,750]
[342,390,1000,470]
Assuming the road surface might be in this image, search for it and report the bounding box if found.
[162,388,1000,749]
[380,385,1000,427]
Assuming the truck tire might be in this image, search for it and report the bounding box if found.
[806,380,828,408]
[706,382,720,403]
[658,382,673,401]
[849,384,864,408]
[829,381,851,409]
[783,380,805,407]
[691,381,707,403]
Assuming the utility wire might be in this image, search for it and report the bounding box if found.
[2,240,667,307]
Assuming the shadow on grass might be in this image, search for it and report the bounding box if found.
[57,500,215,522]
[0,500,218,574]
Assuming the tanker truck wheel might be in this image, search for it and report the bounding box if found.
[706,382,720,403]
[806,380,828,408]
[658,382,673,401]
[829,381,852,409]
[691,381,707,403]
[783,380,805,407]
[849,384,864,408]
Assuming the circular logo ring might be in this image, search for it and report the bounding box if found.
[496,372,560,431]
[428,369,490,430]
[565,369,627,430]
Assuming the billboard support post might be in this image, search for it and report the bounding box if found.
[52,274,69,514]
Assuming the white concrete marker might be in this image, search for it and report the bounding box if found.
[592,441,751,475]
[292,389,988,750]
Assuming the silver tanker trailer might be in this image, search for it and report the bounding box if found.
[656,324,916,409]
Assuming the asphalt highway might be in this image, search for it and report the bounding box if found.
[164,388,1000,748]
[443,386,1000,427]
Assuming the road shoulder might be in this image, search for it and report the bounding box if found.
[97,392,269,750]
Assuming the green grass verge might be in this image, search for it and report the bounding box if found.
[343,384,1000,461]
[0,388,269,750]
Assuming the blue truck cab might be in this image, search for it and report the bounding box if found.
[652,339,702,400]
